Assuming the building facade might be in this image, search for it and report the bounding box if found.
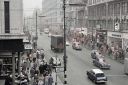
[0,0,23,34]
[88,0,128,31]
[67,0,88,29]
[0,0,24,78]
[42,0,63,34]
[88,0,128,58]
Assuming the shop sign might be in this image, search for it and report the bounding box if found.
[108,32,122,38]
[112,34,121,37]
[24,44,32,50]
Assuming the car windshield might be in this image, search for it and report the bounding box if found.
[96,73,105,77]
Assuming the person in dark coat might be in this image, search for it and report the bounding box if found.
[48,74,53,85]
[5,74,12,85]
[39,64,44,74]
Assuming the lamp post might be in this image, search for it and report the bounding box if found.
[63,2,87,84]
[35,11,38,49]
[63,0,67,84]
[55,54,58,85]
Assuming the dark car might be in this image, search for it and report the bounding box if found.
[87,69,107,84]
[91,50,98,59]
[93,57,111,69]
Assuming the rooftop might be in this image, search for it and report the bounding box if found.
[92,69,104,74]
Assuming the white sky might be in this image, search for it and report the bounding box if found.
[23,0,43,16]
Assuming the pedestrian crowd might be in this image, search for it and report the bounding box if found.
[5,49,54,85]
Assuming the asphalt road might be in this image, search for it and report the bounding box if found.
[37,33,128,85]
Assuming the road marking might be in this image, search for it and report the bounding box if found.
[106,75,127,77]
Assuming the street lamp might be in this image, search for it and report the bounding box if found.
[55,54,58,85]
[63,2,87,84]
[63,0,67,84]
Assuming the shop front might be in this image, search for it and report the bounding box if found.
[107,31,126,60]
[122,33,128,58]
[107,31,122,48]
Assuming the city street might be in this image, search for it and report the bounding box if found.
[1,0,128,85]
[37,33,128,85]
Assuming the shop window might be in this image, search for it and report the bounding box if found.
[122,2,127,15]
[114,3,120,16]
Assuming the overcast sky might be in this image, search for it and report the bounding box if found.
[23,0,43,16]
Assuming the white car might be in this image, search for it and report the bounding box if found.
[44,29,49,34]
[49,57,61,67]
[66,41,70,46]
[87,69,107,84]
[93,58,111,69]
[72,42,82,50]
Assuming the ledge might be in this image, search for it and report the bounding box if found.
[0,34,25,40]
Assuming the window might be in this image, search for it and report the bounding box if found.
[108,4,114,16]
[96,73,105,77]
[114,3,120,16]
[127,2,128,13]
[122,2,127,15]
[4,1,10,33]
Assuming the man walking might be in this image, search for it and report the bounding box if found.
[48,74,53,85]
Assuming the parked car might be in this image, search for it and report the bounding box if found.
[91,50,103,59]
[44,28,49,34]
[93,57,111,69]
[66,41,70,46]
[86,69,107,84]
[91,50,98,59]
[72,42,82,50]
[49,57,61,67]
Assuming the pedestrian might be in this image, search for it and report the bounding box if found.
[38,78,44,85]
[48,74,53,85]
[4,74,12,85]
[39,62,45,75]
[0,60,2,75]
[33,58,38,70]
[26,57,31,71]
[22,61,27,72]
[30,67,35,79]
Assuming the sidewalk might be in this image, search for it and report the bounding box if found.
[0,80,5,85]
[52,72,63,85]
[27,51,64,85]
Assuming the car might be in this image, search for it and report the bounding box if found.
[91,50,98,59]
[93,57,111,69]
[66,41,70,46]
[49,57,61,67]
[91,50,103,59]
[72,42,82,50]
[87,69,107,84]
[44,28,49,34]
